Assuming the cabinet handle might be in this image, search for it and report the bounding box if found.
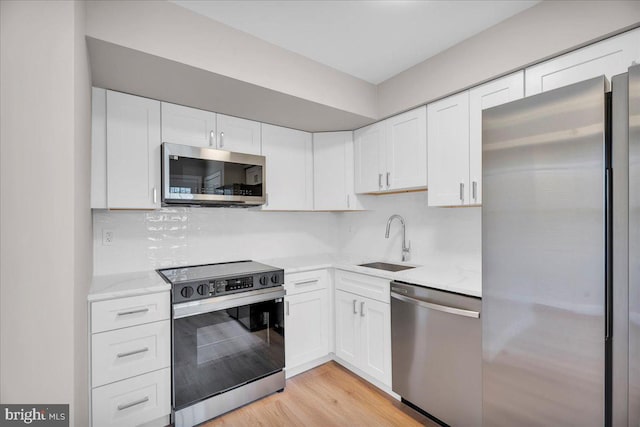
[286,301,290,316]
[153,187,157,204]
[360,301,365,317]
[378,174,383,189]
[459,183,464,203]
[220,131,224,148]
[117,308,149,316]
[117,396,149,411]
[295,279,318,286]
[353,299,358,315]
[347,195,350,209]
[386,172,390,188]
[472,181,477,201]
[209,130,215,146]
[117,347,149,358]
[265,193,269,207]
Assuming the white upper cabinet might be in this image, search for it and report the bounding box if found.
[161,102,216,147]
[354,121,385,193]
[354,106,427,194]
[427,91,470,206]
[216,113,261,155]
[91,87,107,209]
[313,131,360,211]
[526,29,640,96]
[428,72,524,207]
[385,106,427,191]
[468,71,525,204]
[261,124,313,211]
[106,90,161,209]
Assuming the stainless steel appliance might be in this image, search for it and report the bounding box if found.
[391,281,481,426]
[158,261,285,427]
[482,68,639,426]
[161,143,266,207]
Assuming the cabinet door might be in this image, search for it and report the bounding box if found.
[526,29,640,96]
[469,71,524,205]
[161,102,216,147]
[106,91,161,209]
[427,91,470,207]
[216,114,261,155]
[313,131,351,210]
[92,87,107,209]
[386,106,427,191]
[359,297,391,387]
[285,289,329,369]
[261,124,313,210]
[335,290,360,367]
[354,121,385,193]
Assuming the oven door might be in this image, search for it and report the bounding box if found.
[172,287,285,410]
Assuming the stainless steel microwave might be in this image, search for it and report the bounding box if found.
[161,143,266,207]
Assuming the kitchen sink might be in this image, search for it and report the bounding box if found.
[358,262,416,272]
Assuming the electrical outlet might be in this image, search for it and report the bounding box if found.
[102,229,114,246]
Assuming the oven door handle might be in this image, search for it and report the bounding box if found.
[173,287,286,319]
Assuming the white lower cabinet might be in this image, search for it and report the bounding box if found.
[284,270,330,375]
[334,270,392,387]
[92,367,171,427]
[90,292,171,427]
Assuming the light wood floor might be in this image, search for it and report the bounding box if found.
[202,361,438,427]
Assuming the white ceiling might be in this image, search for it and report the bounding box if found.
[172,0,540,84]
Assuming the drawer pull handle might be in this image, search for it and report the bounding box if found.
[294,279,318,286]
[117,308,149,317]
[117,347,149,358]
[117,396,149,411]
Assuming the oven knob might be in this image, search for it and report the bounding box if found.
[270,274,280,284]
[180,286,194,299]
[197,284,208,296]
[259,276,268,286]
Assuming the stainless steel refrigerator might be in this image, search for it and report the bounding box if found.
[482,65,639,426]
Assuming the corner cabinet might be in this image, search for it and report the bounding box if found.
[354,106,427,194]
[261,124,313,211]
[427,71,524,206]
[104,90,162,210]
[526,29,640,96]
[334,270,391,387]
[313,131,361,210]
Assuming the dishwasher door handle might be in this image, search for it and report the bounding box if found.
[391,291,480,318]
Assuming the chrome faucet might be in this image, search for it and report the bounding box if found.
[385,214,410,262]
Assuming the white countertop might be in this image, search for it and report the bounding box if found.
[88,253,481,301]
[260,253,482,298]
[88,270,171,302]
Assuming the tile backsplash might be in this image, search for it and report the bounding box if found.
[93,207,339,275]
[93,192,481,275]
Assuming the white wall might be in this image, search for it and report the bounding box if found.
[73,1,93,425]
[338,193,481,270]
[377,0,640,118]
[85,0,377,120]
[93,209,339,275]
[0,2,92,426]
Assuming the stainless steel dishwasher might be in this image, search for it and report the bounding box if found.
[391,281,481,426]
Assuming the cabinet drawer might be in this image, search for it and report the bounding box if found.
[285,269,329,295]
[335,270,390,303]
[92,367,171,427]
[91,292,169,333]
[92,320,170,387]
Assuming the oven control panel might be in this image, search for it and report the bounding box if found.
[171,270,284,303]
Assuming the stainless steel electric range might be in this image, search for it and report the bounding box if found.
[157,260,286,427]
